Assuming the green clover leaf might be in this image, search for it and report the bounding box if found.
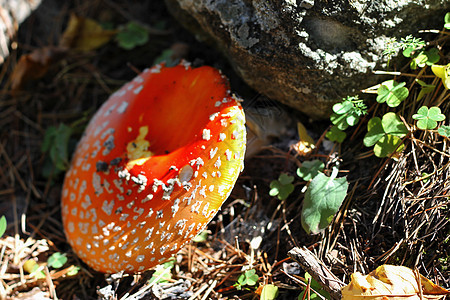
[412,106,446,130]
[377,80,409,107]
[415,79,435,101]
[297,160,324,181]
[330,96,367,130]
[373,135,405,158]
[326,126,347,143]
[270,174,295,200]
[116,22,149,50]
[47,252,68,269]
[363,113,408,158]
[235,269,259,290]
[261,284,279,300]
[438,125,450,137]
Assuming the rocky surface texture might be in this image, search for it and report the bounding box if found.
[165,0,449,118]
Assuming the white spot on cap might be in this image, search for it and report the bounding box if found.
[210,147,218,159]
[214,157,222,169]
[219,133,226,141]
[209,113,219,121]
[68,222,75,233]
[102,200,114,216]
[117,101,129,114]
[202,129,211,141]
[225,149,232,161]
[133,85,143,95]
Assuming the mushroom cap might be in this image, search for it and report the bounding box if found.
[61,62,246,273]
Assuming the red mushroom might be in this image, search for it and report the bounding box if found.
[61,62,246,273]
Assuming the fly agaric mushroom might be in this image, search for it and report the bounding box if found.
[61,62,246,273]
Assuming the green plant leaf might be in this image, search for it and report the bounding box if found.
[261,284,279,300]
[330,112,349,130]
[236,269,259,290]
[416,79,435,101]
[47,252,67,269]
[298,272,331,300]
[116,22,149,50]
[67,265,80,276]
[297,160,324,181]
[270,174,295,200]
[377,80,409,107]
[148,259,175,284]
[332,101,353,114]
[445,12,450,30]
[438,125,450,137]
[192,231,208,243]
[363,117,384,147]
[431,64,450,89]
[0,216,6,238]
[326,126,347,143]
[382,112,409,136]
[424,48,440,66]
[364,113,407,157]
[373,134,404,158]
[413,106,446,130]
[301,172,348,234]
[41,124,73,173]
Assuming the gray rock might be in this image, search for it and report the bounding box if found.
[165,0,449,118]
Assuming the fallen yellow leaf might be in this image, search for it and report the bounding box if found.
[60,14,117,51]
[341,265,450,300]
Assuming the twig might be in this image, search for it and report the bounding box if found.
[288,247,345,300]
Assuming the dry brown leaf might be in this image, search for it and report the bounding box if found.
[341,265,450,300]
[10,46,67,91]
[292,121,315,156]
[60,14,117,51]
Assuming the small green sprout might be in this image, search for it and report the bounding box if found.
[0,216,6,238]
[297,160,324,181]
[67,265,81,276]
[48,252,68,269]
[261,284,279,300]
[383,35,425,60]
[438,125,450,138]
[326,126,347,143]
[116,22,149,50]
[298,272,331,300]
[377,80,409,107]
[41,124,73,177]
[415,79,435,101]
[330,96,367,130]
[148,259,175,285]
[409,47,440,69]
[23,259,46,279]
[444,12,450,30]
[269,173,295,200]
[363,112,409,158]
[235,269,259,290]
[412,106,446,130]
[192,231,209,243]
